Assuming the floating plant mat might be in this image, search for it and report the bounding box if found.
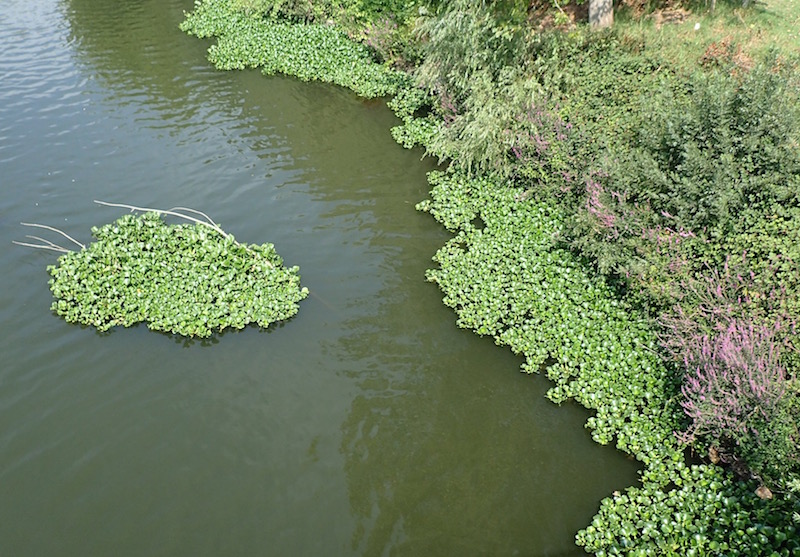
[17,203,308,338]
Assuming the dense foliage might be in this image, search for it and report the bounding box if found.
[579,464,799,557]
[412,0,538,173]
[48,212,307,338]
[566,57,800,291]
[180,0,411,97]
[180,0,800,553]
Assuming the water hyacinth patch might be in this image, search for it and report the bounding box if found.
[180,0,411,99]
[418,171,684,478]
[47,212,308,338]
[578,464,800,557]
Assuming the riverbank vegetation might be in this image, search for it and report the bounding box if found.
[181,0,800,553]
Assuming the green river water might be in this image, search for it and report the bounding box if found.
[0,0,640,554]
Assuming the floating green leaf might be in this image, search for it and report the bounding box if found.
[47,212,307,338]
[180,0,411,98]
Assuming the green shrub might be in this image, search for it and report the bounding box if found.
[740,382,800,491]
[412,0,540,173]
[415,0,529,105]
[621,58,799,240]
[562,54,800,293]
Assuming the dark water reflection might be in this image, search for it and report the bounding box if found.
[0,0,639,555]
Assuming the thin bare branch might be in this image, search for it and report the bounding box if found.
[24,234,71,252]
[94,200,231,238]
[12,240,71,253]
[20,222,85,249]
[167,206,220,227]
[94,200,272,267]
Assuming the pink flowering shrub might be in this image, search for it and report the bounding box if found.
[659,263,799,486]
[678,319,787,443]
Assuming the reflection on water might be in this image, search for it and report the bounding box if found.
[0,0,640,555]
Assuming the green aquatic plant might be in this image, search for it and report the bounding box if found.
[180,0,411,98]
[578,463,800,557]
[27,206,307,338]
[417,171,684,479]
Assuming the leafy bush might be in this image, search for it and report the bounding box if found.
[49,213,307,338]
[417,0,527,74]
[719,206,800,325]
[621,58,800,240]
[415,0,529,102]
[411,0,547,173]
[653,258,800,488]
[564,55,800,291]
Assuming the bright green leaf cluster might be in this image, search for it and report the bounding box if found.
[386,85,441,150]
[180,0,411,98]
[48,212,308,338]
[418,171,684,481]
[578,464,800,557]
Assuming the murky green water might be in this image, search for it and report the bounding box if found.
[0,0,639,555]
